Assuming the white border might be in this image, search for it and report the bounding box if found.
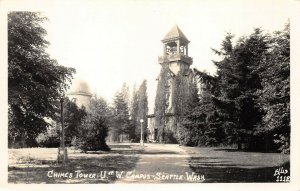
[1,0,299,191]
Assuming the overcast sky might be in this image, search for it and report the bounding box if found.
[6,0,291,113]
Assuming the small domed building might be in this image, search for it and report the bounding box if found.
[67,78,93,111]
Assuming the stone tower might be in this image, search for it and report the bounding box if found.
[151,25,193,143]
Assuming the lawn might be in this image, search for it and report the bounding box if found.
[8,144,141,183]
[8,143,290,183]
[183,147,290,183]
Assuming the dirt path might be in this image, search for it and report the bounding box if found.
[115,144,204,183]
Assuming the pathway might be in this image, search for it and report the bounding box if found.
[114,143,204,183]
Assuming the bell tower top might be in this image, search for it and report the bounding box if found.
[158,25,193,66]
[162,25,190,44]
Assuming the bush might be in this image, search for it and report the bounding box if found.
[36,131,60,148]
[76,115,110,152]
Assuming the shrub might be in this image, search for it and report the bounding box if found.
[76,115,110,152]
[36,131,60,148]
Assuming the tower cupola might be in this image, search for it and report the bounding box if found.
[162,25,190,56]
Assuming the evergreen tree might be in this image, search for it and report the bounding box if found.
[180,25,289,152]
[136,80,149,141]
[111,86,130,142]
[194,27,289,152]
[212,30,269,150]
[178,73,224,146]
[76,97,111,151]
[176,77,200,146]
[121,82,130,105]
[129,84,139,141]
[256,23,290,153]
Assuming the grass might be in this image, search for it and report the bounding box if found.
[8,144,291,183]
[183,147,290,183]
[8,146,139,183]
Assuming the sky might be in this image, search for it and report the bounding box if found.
[5,0,292,113]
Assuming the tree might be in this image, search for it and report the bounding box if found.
[8,12,75,147]
[256,23,290,153]
[63,99,87,143]
[177,72,225,146]
[192,26,289,152]
[191,31,265,149]
[209,30,270,150]
[136,80,149,141]
[129,84,139,141]
[176,77,200,146]
[35,98,87,148]
[121,82,130,105]
[111,85,131,142]
[76,97,111,151]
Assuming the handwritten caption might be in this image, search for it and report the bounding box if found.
[47,170,205,182]
[274,167,290,182]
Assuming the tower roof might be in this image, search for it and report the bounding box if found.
[67,78,92,96]
[162,25,190,43]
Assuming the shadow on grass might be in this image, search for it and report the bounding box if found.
[109,144,132,149]
[142,151,178,155]
[82,149,178,155]
[110,149,143,155]
[188,157,290,183]
[213,148,283,153]
[8,155,139,184]
[109,149,178,155]
[109,144,178,155]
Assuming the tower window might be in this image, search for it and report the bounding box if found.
[166,42,177,55]
[180,45,187,55]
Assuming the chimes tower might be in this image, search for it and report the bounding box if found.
[149,25,194,143]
